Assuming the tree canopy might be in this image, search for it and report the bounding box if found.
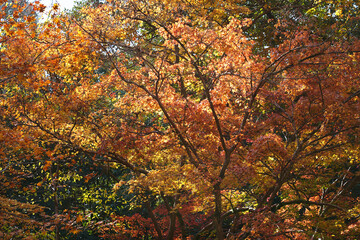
[1,0,360,239]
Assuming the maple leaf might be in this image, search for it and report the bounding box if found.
[1,0,360,239]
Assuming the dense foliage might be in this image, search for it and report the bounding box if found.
[1,0,360,239]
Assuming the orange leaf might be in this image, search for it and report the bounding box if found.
[76,215,83,223]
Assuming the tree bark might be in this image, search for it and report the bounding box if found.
[214,183,224,240]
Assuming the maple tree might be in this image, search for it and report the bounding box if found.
[1,0,360,239]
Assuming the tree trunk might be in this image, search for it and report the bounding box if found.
[214,183,224,240]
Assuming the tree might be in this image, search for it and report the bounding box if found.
[1,0,360,239]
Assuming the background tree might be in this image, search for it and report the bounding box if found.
[1,0,360,239]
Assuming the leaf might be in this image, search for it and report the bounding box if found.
[76,214,83,223]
